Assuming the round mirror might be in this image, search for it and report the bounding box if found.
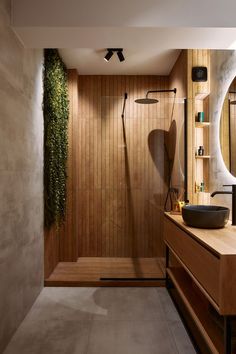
[220,77,236,177]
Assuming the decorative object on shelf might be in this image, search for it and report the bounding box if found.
[197,111,205,122]
[192,66,208,82]
[198,145,205,156]
[43,49,69,228]
[200,182,205,192]
[195,182,200,193]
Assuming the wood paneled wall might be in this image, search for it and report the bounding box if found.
[59,70,79,261]
[44,225,59,278]
[169,51,187,195]
[169,50,187,99]
[75,75,170,257]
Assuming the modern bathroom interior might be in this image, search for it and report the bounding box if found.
[2,1,236,353]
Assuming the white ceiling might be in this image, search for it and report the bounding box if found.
[59,48,181,75]
[12,0,236,75]
[11,0,236,28]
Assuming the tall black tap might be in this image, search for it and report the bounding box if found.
[211,185,236,225]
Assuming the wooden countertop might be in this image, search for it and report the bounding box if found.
[165,212,236,256]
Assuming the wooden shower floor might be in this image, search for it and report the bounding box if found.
[45,257,166,287]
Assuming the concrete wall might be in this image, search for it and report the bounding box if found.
[0,0,44,351]
[210,50,236,214]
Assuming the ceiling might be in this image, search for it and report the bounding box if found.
[59,48,181,75]
[12,0,236,75]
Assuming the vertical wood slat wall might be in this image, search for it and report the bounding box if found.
[59,70,79,261]
[75,75,170,257]
[45,53,192,274]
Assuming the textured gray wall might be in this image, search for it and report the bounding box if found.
[0,0,44,351]
[210,50,236,214]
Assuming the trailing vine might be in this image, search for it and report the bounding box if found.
[43,49,69,228]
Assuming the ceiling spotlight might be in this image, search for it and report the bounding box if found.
[104,50,113,62]
[117,49,125,62]
[104,48,125,63]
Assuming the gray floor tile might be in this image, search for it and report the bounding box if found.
[87,319,178,354]
[4,319,90,354]
[92,287,164,321]
[32,287,103,320]
[156,288,180,323]
[168,321,196,354]
[4,287,196,354]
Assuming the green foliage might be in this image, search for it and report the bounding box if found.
[43,49,69,228]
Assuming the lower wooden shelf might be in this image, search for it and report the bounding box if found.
[195,155,211,159]
[167,267,224,354]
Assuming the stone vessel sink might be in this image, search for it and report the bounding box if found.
[182,205,230,229]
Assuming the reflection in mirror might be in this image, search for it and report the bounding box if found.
[220,77,236,177]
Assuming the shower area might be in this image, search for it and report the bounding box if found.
[45,74,186,286]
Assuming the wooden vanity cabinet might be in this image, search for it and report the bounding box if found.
[164,213,236,354]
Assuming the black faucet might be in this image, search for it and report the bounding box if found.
[211,185,236,225]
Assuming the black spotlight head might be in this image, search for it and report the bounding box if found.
[104,50,113,62]
[117,50,125,62]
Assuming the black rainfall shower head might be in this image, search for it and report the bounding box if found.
[135,88,177,105]
[135,98,159,104]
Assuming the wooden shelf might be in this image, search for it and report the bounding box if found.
[195,93,210,100]
[167,267,224,354]
[195,122,210,128]
[195,155,210,159]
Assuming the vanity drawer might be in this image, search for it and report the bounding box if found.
[164,217,220,304]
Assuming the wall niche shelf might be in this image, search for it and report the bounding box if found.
[195,122,210,128]
[195,155,211,159]
[194,92,210,201]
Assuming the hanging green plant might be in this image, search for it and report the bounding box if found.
[43,49,69,228]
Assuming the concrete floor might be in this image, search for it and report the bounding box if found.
[3,287,196,354]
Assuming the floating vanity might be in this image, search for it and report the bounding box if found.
[164,212,236,354]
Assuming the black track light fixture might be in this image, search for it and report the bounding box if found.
[117,49,125,62]
[104,49,113,62]
[104,48,125,62]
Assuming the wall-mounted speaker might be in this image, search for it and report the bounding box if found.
[192,67,208,82]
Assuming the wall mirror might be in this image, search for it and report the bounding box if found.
[220,77,236,177]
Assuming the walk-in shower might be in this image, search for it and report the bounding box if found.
[135,88,177,104]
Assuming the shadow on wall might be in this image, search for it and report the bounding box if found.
[148,120,177,210]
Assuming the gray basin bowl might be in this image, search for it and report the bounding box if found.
[182,205,230,229]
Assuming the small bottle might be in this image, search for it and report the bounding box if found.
[195,182,200,193]
[198,146,204,156]
[200,182,205,192]
[198,112,205,122]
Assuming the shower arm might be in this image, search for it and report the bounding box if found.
[146,88,177,98]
